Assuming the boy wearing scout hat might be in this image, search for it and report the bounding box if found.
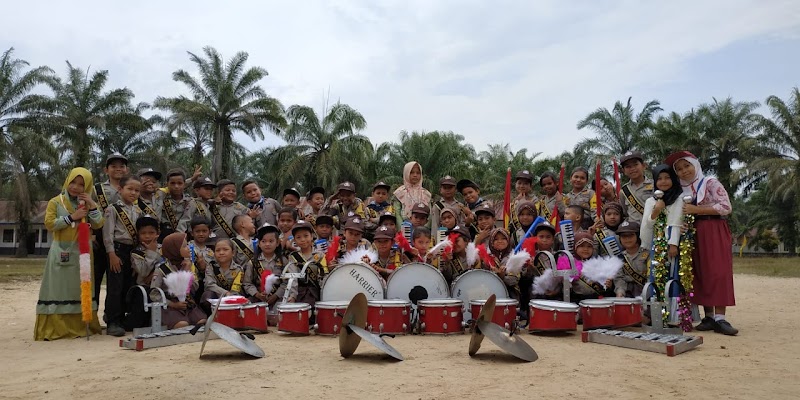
[510,170,537,233]
[136,168,165,218]
[431,175,466,234]
[160,168,196,238]
[366,181,393,239]
[243,223,286,305]
[370,226,406,278]
[472,202,496,245]
[284,220,328,306]
[314,214,335,242]
[322,181,366,230]
[409,202,430,230]
[330,216,371,268]
[612,220,648,298]
[619,151,653,224]
[439,225,480,286]
[209,179,248,240]
[456,178,489,236]
[190,177,217,227]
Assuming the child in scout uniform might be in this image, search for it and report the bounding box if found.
[613,221,647,298]
[557,231,607,303]
[200,238,245,314]
[34,167,104,341]
[536,172,563,225]
[563,167,596,229]
[241,179,281,226]
[438,207,458,231]
[330,217,371,267]
[392,161,432,223]
[472,202,496,246]
[277,207,298,252]
[102,174,142,336]
[243,223,287,306]
[371,226,406,278]
[323,181,366,229]
[379,211,397,230]
[160,168,196,240]
[456,179,487,237]
[409,202,430,230]
[366,181,393,237]
[188,216,214,302]
[510,170,537,233]
[409,226,435,265]
[302,187,326,221]
[210,179,248,239]
[136,168,164,219]
[590,201,624,256]
[486,228,511,275]
[592,177,619,204]
[619,151,653,224]
[190,177,217,231]
[528,221,560,302]
[282,187,302,210]
[230,214,257,268]
[430,176,466,233]
[131,215,161,287]
[151,233,207,329]
[314,214,335,243]
[92,153,129,316]
[285,220,327,306]
[511,201,537,247]
[439,225,480,286]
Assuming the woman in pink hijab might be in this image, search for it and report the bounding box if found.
[392,161,432,222]
[666,151,737,336]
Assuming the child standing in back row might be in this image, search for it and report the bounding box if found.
[563,167,596,229]
[393,161,432,223]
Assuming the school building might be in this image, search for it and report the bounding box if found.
[0,201,50,256]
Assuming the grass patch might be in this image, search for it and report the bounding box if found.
[0,257,46,283]
[733,257,800,278]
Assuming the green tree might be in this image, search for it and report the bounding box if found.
[387,130,476,194]
[576,97,662,158]
[95,102,161,171]
[471,144,542,199]
[648,110,703,165]
[155,47,286,181]
[0,47,54,156]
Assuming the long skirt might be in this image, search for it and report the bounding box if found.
[692,218,735,307]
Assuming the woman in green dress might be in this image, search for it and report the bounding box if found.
[34,168,104,340]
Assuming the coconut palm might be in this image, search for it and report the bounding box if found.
[575,97,662,158]
[155,46,286,181]
[647,110,703,164]
[472,144,543,199]
[95,102,162,171]
[0,47,54,155]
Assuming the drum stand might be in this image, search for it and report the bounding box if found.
[280,261,312,304]
[131,286,169,337]
[641,282,682,335]
[553,251,577,303]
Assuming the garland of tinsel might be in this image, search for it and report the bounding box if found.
[676,213,696,332]
[650,212,670,326]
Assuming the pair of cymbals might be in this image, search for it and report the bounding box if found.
[339,293,404,361]
[199,302,265,358]
[469,294,538,362]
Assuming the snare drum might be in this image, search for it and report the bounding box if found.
[386,262,449,306]
[214,303,245,329]
[470,298,518,330]
[277,303,312,335]
[321,263,385,301]
[418,298,464,335]
[450,269,509,322]
[242,303,269,332]
[314,301,349,335]
[528,300,579,332]
[367,299,412,335]
[579,299,615,329]
[609,297,643,328]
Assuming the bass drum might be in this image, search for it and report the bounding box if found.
[450,269,509,322]
[320,263,385,302]
[386,262,450,306]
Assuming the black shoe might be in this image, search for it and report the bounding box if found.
[106,323,126,337]
[695,317,718,331]
[714,320,739,336]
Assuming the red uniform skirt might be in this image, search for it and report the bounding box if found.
[692,218,735,307]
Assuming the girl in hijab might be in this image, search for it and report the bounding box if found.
[666,151,737,336]
[35,168,104,340]
[151,233,207,329]
[392,161,432,222]
[639,165,685,257]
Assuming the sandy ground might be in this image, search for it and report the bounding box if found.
[2,274,799,400]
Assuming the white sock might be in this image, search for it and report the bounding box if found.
[713,314,725,322]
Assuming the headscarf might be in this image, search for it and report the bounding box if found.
[440,206,456,219]
[59,167,95,213]
[393,161,431,219]
[672,155,708,204]
[161,232,187,267]
[651,164,683,206]
[488,228,511,258]
[602,201,624,230]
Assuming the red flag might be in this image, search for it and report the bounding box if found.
[613,157,621,197]
[503,167,511,230]
[595,158,603,220]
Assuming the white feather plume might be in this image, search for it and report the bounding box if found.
[263,274,281,293]
[340,248,378,265]
[427,238,452,257]
[505,250,531,275]
[580,256,624,288]
[164,270,194,302]
[465,242,479,266]
[532,269,560,295]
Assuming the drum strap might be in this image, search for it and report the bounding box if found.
[622,185,645,216]
[290,252,324,289]
[212,205,236,238]
[232,237,257,267]
[163,198,180,230]
[594,228,609,257]
[137,198,156,216]
[113,204,138,241]
[95,183,109,210]
[622,253,646,286]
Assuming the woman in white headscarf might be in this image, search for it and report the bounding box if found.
[392,161,432,222]
[666,151,737,336]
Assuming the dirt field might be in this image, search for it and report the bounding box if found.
[2,274,799,400]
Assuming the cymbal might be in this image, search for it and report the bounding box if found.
[469,294,496,356]
[200,300,220,357]
[339,293,368,358]
[200,301,265,358]
[347,324,404,361]
[475,320,538,362]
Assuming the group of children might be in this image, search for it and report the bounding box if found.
[34,151,738,341]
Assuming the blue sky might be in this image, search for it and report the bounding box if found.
[3,0,799,158]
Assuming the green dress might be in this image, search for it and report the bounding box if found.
[34,169,104,340]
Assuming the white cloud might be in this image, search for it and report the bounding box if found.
[2,0,799,158]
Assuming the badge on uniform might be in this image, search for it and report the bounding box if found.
[60,252,70,263]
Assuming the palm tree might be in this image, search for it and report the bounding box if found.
[32,61,140,168]
[2,127,58,257]
[387,130,476,194]
[257,103,370,195]
[576,97,662,158]
[155,47,286,181]
[0,47,54,156]
[95,102,161,171]
[167,114,214,169]
[472,144,543,199]
[648,110,703,164]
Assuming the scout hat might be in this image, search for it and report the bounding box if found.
[283,187,301,199]
[620,151,644,165]
[193,176,215,189]
[439,175,457,186]
[105,153,128,166]
[456,179,480,192]
[448,224,471,239]
[378,211,397,225]
[372,181,391,192]
[166,167,186,180]
[616,220,640,235]
[337,181,356,194]
[343,216,365,233]
[474,202,495,217]
[515,170,534,182]
[533,221,556,235]
[315,214,334,227]
[291,220,314,236]
[373,225,395,240]
[136,168,162,181]
[135,214,160,231]
[411,202,430,216]
[256,223,280,240]
[308,187,326,198]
